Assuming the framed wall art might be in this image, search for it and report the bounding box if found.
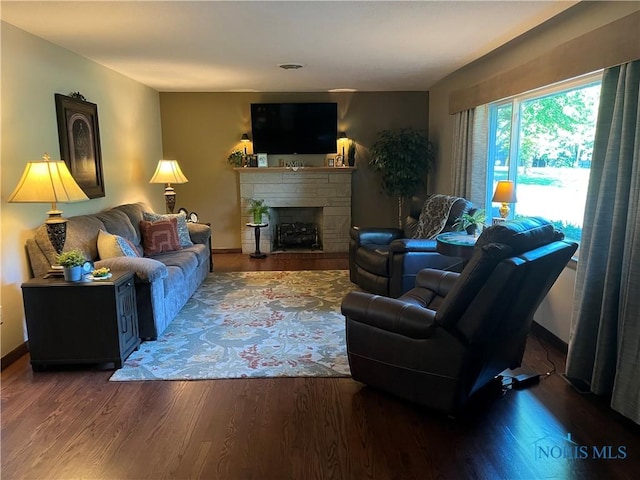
[55,93,105,198]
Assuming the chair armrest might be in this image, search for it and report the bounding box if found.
[341,291,437,339]
[350,226,403,245]
[95,257,168,283]
[415,269,460,297]
[389,238,438,253]
[188,222,211,245]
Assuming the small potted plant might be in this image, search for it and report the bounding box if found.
[227,150,244,167]
[246,198,270,224]
[56,248,86,282]
[453,209,486,236]
[453,209,487,236]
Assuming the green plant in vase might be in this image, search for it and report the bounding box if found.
[227,150,244,167]
[453,209,486,236]
[246,198,270,224]
[56,248,86,282]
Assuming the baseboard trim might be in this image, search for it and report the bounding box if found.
[212,248,243,254]
[531,321,568,354]
[1,342,29,370]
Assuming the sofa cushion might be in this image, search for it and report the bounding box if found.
[181,243,210,269]
[150,249,199,278]
[95,209,139,247]
[112,203,147,247]
[97,230,140,259]
[140,218,181,255]
[143,212,193,247]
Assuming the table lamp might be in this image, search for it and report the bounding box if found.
[492,180,517,219]
[8,153,89,254]
[241,133,251,155]
[338,131,348,157]
[149,159,189,213]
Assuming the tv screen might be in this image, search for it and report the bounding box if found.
[251,103,337,155]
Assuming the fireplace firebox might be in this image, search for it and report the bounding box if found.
[275,222,320,250]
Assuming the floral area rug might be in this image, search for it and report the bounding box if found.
[110,270,357,381]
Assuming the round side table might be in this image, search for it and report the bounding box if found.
[246,223,268,259]
[436,232,477,259]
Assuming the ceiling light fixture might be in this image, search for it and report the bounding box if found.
[278,63,304,70]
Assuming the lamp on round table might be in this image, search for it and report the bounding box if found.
[492,180,517,219]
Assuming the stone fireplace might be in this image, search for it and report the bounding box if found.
[236,167,354,254]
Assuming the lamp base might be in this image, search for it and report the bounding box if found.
[498,203,510,219]
[164,186,176,213]
[45,215,67,254]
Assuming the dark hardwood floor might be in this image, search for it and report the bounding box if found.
[2,253,639,479]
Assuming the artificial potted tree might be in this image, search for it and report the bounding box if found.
[56,248,86,282]
[369,128,435,227]
[246,198,270,224]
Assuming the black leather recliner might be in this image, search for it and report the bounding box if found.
[341,217,578,414]
[349,195,474,298]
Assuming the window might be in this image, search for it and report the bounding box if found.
[486,73,602,243]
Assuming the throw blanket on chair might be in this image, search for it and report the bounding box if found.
[413,195,462,239]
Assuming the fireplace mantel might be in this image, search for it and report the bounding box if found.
[236,167,354,253]
[234,166,355,173]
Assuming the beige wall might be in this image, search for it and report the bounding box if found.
[1,23,164,358]
[427,1,640,342]
[159,92,428,249]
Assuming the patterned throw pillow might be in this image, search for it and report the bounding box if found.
[143,212,193,247]
[97,229,141,259]
[139,218,181,255]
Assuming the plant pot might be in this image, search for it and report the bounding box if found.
[465,225,477,236]
[253,212,262,224]
[63,265,82,282]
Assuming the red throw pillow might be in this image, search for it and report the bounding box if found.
[139,218,181,255]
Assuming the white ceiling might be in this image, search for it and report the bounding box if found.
[1,0,578,92]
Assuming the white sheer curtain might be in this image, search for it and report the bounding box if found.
[451,105,488,207]
[566,60,640,424]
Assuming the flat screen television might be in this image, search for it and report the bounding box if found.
[251,103,337,155]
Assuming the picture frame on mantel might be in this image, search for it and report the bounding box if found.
[55,93,105,198]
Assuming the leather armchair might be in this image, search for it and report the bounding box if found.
[342,217,578,414]
[349,195,474,298]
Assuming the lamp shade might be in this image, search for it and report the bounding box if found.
[8,153,89,255]
[338,131,348,140]
[492,180,517,203]
[241,133,250,142]
[149,160,189,184]
[8,156,88,205]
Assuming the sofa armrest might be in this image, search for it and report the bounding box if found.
[415,269,460,297]
[350,226,403,245]
[187,222,211,245]
[341,291,437,339]
[95,257,168,283]
[389,238,438,253]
